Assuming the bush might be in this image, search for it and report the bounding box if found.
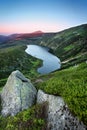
[36,62,87,125]
[0,102,48,130]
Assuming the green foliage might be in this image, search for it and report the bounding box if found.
[0,24,87,129]
[0,45,41,80]
[0,78,7,88]
[36,62,87,125]
[0,102,47,130]
[40,24,87,68]
[64,44,74,51]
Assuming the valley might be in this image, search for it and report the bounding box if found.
[0,24,87,129]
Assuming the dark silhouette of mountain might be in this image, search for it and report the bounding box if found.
[0,31,44,43]
[0,35,9,43]
[16,31,44,39]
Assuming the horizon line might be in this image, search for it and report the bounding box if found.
[0,23,87,36]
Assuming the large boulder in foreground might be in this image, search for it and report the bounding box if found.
[1,70,37,116]
[37,90,86,130]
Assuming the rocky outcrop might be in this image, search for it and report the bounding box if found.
[0,71,86,129]
[37,90,86,130]
[1,70,37,116]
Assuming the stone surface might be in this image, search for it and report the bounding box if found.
[37,90,86,130]
[1,70,37,116]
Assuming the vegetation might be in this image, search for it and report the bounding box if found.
[0,24,87,128]
[40,24,87,68]
[36,62,87,125]
[0,45,41,79]
[0,45,41,90]
[0,78,7,88]
[0,102,47,130]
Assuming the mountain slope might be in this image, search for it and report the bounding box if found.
[0,35,9,43]
[0,24,87,128]
[36,62,87,125]
[0,24,87,79]
[39,24,87,68]
[0,31,44,43]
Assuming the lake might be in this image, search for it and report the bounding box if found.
[25,45,61,74]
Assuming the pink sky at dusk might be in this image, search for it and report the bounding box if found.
[0,21,68,35]
[0,0,87,35]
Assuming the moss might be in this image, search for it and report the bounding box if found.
[0,24,87,128]
[36,62,87,125]
[0,102,48,130]
[0,45,41,79]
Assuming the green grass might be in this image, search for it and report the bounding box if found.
[0,78,7,87]
[0,102,47,130]
[0,45,41,81]
[64,44,74,51]
[0,24,87,129]
[0,44,42,91]
[36,62,87,125]
[39,24,87,68]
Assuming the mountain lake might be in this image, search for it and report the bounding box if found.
[25,45,61,74]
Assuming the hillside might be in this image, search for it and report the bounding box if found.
[39,24,87,68]
[0,24,87,73]
[0,24,87,88]
[0,24,87,129]
[0,31,44,43]
[36,62,87,125]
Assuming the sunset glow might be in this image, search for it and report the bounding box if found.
[0,22,68,35]
[0,0,87,35]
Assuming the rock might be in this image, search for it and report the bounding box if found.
[1,70,37,116]
[37,90,86,130]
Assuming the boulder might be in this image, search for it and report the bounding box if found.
[37,90,86,130]
[1,70,37,116]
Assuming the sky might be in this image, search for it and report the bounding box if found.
[0,0,87,35]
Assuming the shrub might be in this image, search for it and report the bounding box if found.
[0,102,48,130]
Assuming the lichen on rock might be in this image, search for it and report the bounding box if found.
[37,90,86,130]
[1,70,37,116]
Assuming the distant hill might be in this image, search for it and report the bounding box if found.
[16,31,44,39]
[0,31,44,43]
[0,24,87,78]
[0,35,9,43]
[0,24,87,127]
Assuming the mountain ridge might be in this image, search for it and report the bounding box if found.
[0,23,87,129]
[0,30,44,43]
[0,23,87,75]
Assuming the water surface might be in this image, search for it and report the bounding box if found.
[25,45,61,74]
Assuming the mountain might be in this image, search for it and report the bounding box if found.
[39,24,87,68]
[0,35,9,43]
[0,31,44,43]
[1,24,87,69]
[0,24,87,128]
[16,31,44,39]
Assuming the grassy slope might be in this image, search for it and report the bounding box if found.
[0,24,87,81]
[40,24,87,68]
[0,44,41,88]
[0,102,47,130]
[36,62,87,125]
[0,24,87,129]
